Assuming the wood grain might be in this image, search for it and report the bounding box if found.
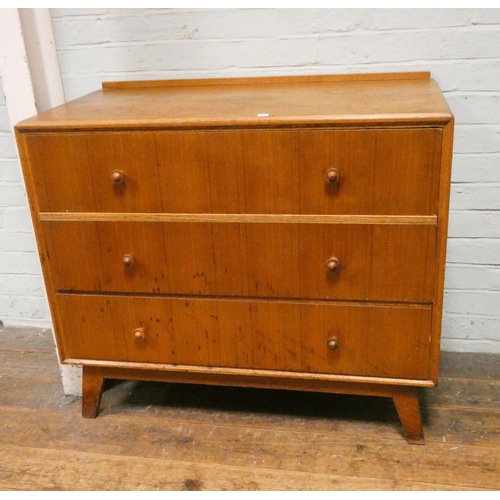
[393,388,425,444]
[102,72,432,89]
[439,351,500,380]
[429,119,455,383]
[1,443,484,491]
[42,220,437,302]
[13,131,69,362]
[0,326,55,353]
[81,366,104,418]
[0,351,60,380]
[14,73,454,444]
[55,293,432,381]
[25,128,441,215]
[38,212,438,225]
[15,73,452,132]
[1,328,499,491]
[65,363,436,389]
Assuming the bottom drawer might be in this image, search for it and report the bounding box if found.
[56,294,432,381]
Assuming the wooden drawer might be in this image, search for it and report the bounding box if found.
[56,294,432,381]
[42,220,436,302]
[26,128,441,215]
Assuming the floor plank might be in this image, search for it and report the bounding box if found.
[440,351,500,380]
[0,406,498,489]
[0,444,484,491]
[0,351,61,377]
[0,326,55,353]
[0,327,499,491]
[422,377,500,410]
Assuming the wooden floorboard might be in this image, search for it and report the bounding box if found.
[0,326,56,353]
[439,351,500,380]
[0,443,486,491]
[0,326,499,491]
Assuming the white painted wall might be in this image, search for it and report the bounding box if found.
[1,8,499,354]
[0,9,80,397]
[0,9,51,327]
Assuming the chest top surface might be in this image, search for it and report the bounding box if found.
[16,72,452,131]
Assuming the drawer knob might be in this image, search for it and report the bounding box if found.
[326,257,340,272]
[112,170,125,184]
[325,168,340,184]
[134,328,145,340]
[327,338,339,351]
[123,254,134,267]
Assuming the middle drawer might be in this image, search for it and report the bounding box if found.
[42,220,436,302]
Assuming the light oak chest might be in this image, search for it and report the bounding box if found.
[16,72,454,443]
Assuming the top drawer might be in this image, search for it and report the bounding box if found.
[25,128,441,215]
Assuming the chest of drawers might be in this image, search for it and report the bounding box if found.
[15,72,454,444]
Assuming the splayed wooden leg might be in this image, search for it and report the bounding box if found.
[393,387,425,444]
[82,366,104,418]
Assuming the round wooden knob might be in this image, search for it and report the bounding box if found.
[326,257,340,272]
[123,254,134,267]
[327,338,339,351]
[112,170,125,184]
[134,328,145,340]
[325,168,340,184]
